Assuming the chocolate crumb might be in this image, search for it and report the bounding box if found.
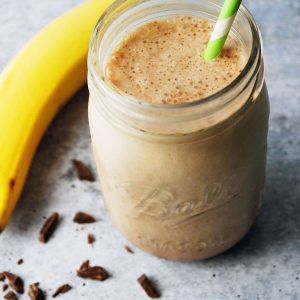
[72,160,95,182]
[4,291,18,300]
[0,272,5,281]
[52,284,72,298]
[77,260,109,281]
[2,284,8,292]
[39,212,59,243]
[17,259,23,265]
[125,245,134,254]
[73,212,96,224]
[137,274,160,298]
[88,234,95,246]
[3,272,24,294]
[28,283,45,300]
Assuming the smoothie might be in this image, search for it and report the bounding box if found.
[88,12,269,260]
[107,16,246,104]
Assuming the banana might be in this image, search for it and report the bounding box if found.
[0,0,113,230]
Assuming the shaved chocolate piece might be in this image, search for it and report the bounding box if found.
[73,212,95,224]
[76,260,109,281]
[72,160,95,182]
[137,274,160,298]
[4,291,18,300]
[0,272,5,281]
[3,284,8,292]
[3,272,24,294]
[87,234,95,246]
[52,284,72,297]
[39,212,59,243]
[78,266,109,281]
[17,259,23,265]
[125,245,134,254]
[28,283,45,300]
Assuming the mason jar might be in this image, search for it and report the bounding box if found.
[87,0,269,261]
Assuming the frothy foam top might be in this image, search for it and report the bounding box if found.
[107,16,246,104]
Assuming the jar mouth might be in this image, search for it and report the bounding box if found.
[88,0,262,111]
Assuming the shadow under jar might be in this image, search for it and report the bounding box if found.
[88,0,269,261]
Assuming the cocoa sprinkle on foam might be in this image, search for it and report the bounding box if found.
[107,16,246,104]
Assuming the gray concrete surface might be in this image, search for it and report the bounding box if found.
[0,0,299,299]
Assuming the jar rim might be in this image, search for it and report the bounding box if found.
[88,0,262,112]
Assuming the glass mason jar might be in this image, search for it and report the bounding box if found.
[88,0,269,261]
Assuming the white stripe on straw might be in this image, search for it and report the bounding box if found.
[209,14,237,41]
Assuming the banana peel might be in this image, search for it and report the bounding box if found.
[0,0,113,231]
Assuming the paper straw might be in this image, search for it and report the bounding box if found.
[204,0,242,61]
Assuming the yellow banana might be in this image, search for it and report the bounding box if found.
[0,0,113,230]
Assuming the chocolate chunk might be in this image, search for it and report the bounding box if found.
[28,283,45,300]
[125,245,134,254]
[3,284,8,292]
[73,212,96,224]
[3,272,24,294]
[77,260,109,281]
[137,274,160,298]
[0,272,5,281]
[72,160,95,182]
[17,259,23,265]
[87,234,95,245]
[39,212,59,243]
[78,266,109,281]
[4,291,18,300]
[52,284,72,298]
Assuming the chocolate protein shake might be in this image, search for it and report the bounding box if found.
[88,1,269,261]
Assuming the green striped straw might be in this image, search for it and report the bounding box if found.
[204,0,242,61]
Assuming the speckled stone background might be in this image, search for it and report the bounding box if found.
[0,1,299,299]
